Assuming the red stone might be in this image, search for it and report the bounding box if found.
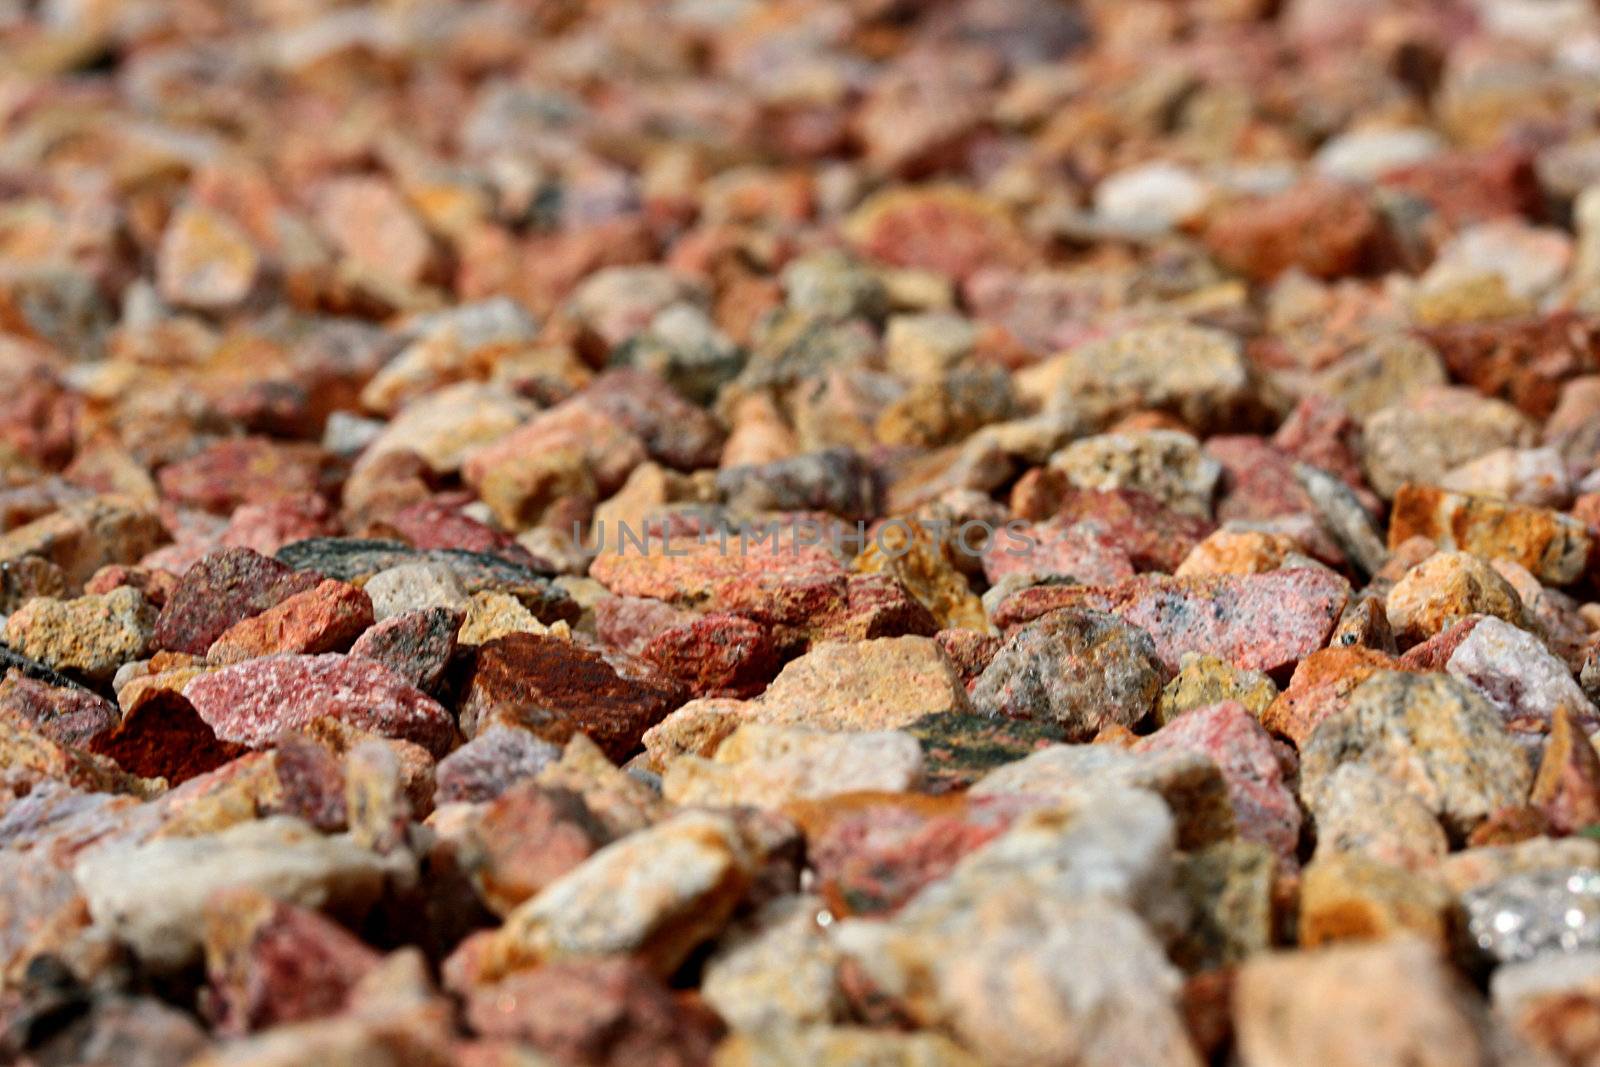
[1379,146,1540,230]
[348,606,461,694]
[153,548,323,655]
[218,493,339,557]
[1048,488,1214,574]
[206,579,374,663]
[1419,314,1600,420]
[85,689,250,785]
[641,613,780,698]
[156,437,336,515]
[0,673,118,748]
[992,568,1349,675]
[1205,182,1381,282]
[461,634,686,761]
[464,782,606,915]
[184,654,458,756]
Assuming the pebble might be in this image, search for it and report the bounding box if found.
[662,724,925,808]
[184,653,458,757]
[3,587,156,683]
[1049,430,1222,518]
[206,579,374,664]
[74,816,409,970]
[433,725,561,806]
[154,548,324,655]
[971,609,1164,739]
[1157,653,1279,725]
[1301,671,1533,839]
[347,606,461,695]
[1384,551,1526,645]
[1389,483,1591,586]
[1442,616,1594,734]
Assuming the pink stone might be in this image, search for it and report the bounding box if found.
[1136,701,1301,860]
[993,568,1349,675]
[982,519,1137,585]
[183,654,457,756]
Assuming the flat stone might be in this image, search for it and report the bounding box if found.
[4,587,156,683]
[473,810,761,980]
[662,725,924,808]
[460,633,686,761]
[993,568,1349,675]
[74,815,409,970]
[184,654,458,757]
[971,609,1163,739]
[433,724,561,806]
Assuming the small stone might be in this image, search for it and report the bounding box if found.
[201,887,382,1035]
[1385,551,1525,645]
[716,448,879,522]
[970,744,1234,849]
[854,518,987,632]
[1298,853,1454,948]
[885,312,978,381]
[641,614,780,699]
[1442,616,1593,734]
[207,580,374,664]
[1309,764,1449,872]
[457,590,566,645]
[1310,334,1448,422]
[1261,647,1403,746]
[1094,162,1212,231]
[461,782,607,916]
[1205,181,1381,281]
[1137,701,1300,859]
[0,495,167,588]
[726,635,970,732]
[464,957,723,1067]
[610,304,745,406]
[154,548,324,655]
[0,672,117,747]
[184,653,458,757]
[474,810,760,980]
[702,895,845,1031]
[579,369,727,472]
[0,557,67,614]
[460,633,686,761]
[1314,127,1444,181]
[1300,671,1532,839]
[993,568,1349,675]
[1531,707,1600,834]
[348,606,461,695]
[86,688,250,785]
[663,725,924,808]
[903,711,1067,793]
[1233,939,1489,1067]
[1174,841,1275,970]
[1441,445,1571,508]
[357,383,538,477]
[1294,464,1389,578]
[1361,389,1534,499]
[4,587,156,683]
[74,815,408,971]
[1048,323,1250,433]
[1388,483,1591,586]
[1464,867,1600,964]
[362,562,470,621]
[156,204,259,309]
[315,175,432,286]
[434,725,562,806]
[845,185,1033,283]
[1175,529,1298,577]
[1157,654,1278,726]
[1050,430,1222,518]
[157,438,335,517]
[971,609,1164,739]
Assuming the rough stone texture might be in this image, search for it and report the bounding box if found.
[1050,430,1222,518]
[971,609,1163,739]
[362,561,471,621]
[662,725,925,808]
[1384,551,1525,645]
[1362,390,1534,500]
[854,520,987,632]
[1233,939,1489,1067]
[433,725,561,806]
[904,712,1067,794]
[1298,852,1454,948]
[0,495,167,589]
[464,957,724,1067]
[74,816,409,970]
[1309,764,1450,872]
[4,587,156,683]
[1136,702,1300,860]
[461,781,608,916]
[347,606,461,695]
[0,671,118,747]
[473,810,760,981]
[993,568,1349,675]
[1301,671,1533,839]
[1264,647,1403,752]
[184,654,458,757]
[1157,654,1278,726]
[641,613,780,699]
[1442,616,1593,734]
[154,548,323,655]
[1531,707,1600,834]
[207,580,374,664]
[86,688,251,785]
[1388,483,1590,585]
[460,633,686,761]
